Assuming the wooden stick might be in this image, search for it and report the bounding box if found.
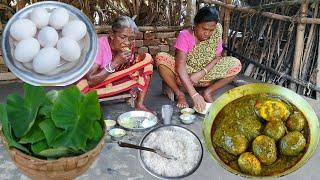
[223,0,232,47]
[0,72,17,81]
[301,6,318,80]
[316,27,320,99]
[230,9,241,50]
[201,0,320,24]
[244,17,269,76]
[186,0,197,26]
[290,1,308,91]
[249,0,309,10]
[253,19,272,79]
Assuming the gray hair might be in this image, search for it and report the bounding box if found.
[112,16,138,33]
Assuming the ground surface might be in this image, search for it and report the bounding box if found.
[0,72,319,180]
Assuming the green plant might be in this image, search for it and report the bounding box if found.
[0,84,104,159]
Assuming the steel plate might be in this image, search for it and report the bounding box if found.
[1,1,97,86]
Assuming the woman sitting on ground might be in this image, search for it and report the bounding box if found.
[155,7,241,112]
[77,16,153,112]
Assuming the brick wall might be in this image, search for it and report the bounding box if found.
[97,26,184,57]
[136,31,177,56]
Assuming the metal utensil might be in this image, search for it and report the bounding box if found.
[117,111,158,131]
[1,1,97,86]
[161,104,173,125]
[139,125,203,179]
[118,141,177,160]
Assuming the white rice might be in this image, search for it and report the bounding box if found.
[141,128,201,177]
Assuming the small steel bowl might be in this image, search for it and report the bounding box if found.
[181,108,195,114]
[104,120,116,131]
[180,114,196,124]
[1,1,97,86]
[108,128,126,141]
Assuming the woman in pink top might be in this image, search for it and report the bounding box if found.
[77,16,154,112]
[155,7,241,111]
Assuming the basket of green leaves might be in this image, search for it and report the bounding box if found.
[0,84,105,180]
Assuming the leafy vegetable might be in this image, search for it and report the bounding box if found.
[31,140,49,155]
[6,84,45,138]
[0,84,104,159]
[38,147,74,158]
[19,118,45,144]
[39,118,63,146]
[38,90,59,118]
[0,104,30,153]
[51,87,101,151]
[88,121,103,141]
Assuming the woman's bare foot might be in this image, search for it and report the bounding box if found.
[136,103,156,115]
[176,92,189,108]
[203,90,214,103]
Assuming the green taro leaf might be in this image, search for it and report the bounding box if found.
[38,90,59,118]
[46,90,59,103]
[38,147,74,158]
[51,86,101,151]
[88,121,103,141]
[85,139,100,152]
[38,98,53,118]
[31,140,49,155]
[6,84,46,138]
[39,118,63,146]
[0,104,30,153]
[19,118,45,144]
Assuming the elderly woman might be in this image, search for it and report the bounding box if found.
[155,7,241,112]
[77,16,153,112]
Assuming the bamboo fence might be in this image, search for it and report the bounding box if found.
[202,0,320,100]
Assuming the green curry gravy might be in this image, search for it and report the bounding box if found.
[211,93,310,176]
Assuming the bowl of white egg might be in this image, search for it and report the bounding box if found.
[1,1,97,86]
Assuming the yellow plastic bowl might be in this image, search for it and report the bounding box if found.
[202,83,320,178]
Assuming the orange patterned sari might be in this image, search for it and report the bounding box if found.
[77,53,153,98]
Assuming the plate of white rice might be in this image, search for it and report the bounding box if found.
[139,125,203,179]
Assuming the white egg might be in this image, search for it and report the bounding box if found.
[37,26,59,47]
[14,38,40,62]
[57,37,81,61]
[33,47,60,74]
[62,20,87,41]
[29,7,49,28]
[10,19,36,41]
[49,8,69,30]
[23,62,33,70]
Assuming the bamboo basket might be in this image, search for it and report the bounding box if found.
[0,129,106,180]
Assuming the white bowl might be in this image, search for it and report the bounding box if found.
[109,128,126,140]
[181,108,196,114]
[104,119,116,131]
[180,114,196,124]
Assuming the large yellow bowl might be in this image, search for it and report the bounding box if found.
[202,83,320,178]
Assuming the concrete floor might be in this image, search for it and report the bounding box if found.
[0,72,320,180]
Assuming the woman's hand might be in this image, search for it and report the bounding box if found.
[189,70,205,84]
[112,50,131,68]
[192,93,206,112]
[86,64,108,87]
